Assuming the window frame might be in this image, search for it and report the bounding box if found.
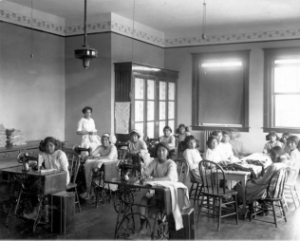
[263,47,300,133]
[191,50,250,132]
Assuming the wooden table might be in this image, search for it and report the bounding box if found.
[213,170,251,212]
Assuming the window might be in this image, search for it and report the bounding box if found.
[192,51,250,132]
[133,77,177,138]
[264,48,300,133]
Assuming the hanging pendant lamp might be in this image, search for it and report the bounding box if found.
[74,0,98,69]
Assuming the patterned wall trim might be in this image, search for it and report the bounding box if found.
[1,8,300,47]
[0,9,65,35]
[164,29,300,47]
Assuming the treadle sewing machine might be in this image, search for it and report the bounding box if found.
[3,153,66,232]
[72,145,93,157]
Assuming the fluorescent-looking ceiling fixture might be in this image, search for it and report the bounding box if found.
[132,66,160,72]
[275,59,300,65]
[201,61,243,68]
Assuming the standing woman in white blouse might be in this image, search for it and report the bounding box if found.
[38,137,70,185]
[77,106,101,156]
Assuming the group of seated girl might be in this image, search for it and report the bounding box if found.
[202,130,236,163]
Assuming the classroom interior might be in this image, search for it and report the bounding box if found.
[1,0,300,240]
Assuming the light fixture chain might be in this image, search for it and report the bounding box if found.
[131,0,136,63]
[84,0,87,47]
[30,0,33,58]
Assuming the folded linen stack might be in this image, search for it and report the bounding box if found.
[0,124,6,147]
[6,128,27,146]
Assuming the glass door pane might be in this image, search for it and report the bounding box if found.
[159,102,166,120]
[147,80,155,100]
[159,121,166,136]
[147,122,155,139]
[147,101,155,121]
[135,78,144,99]
[135,101,144,122]
[159,82,166,100]
[168,82,176,100]
[168,101,175,119]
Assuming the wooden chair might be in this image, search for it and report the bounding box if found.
[283,167,300,209]
[63,148,81,212]
[178,160,189,185]
[197,160,239,231]
[249,167,288,228]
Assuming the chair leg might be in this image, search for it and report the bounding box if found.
[189,183,194,199]
[197,194,205,224]
[75,187,81,212]
[282,193,289,211]
[290,188,297,209]
[218,197,222,231]
[194,185,199,204]
[234,195,239,225]
[280,200,287,222]
[271,202,277,228]
[248,203,253,222]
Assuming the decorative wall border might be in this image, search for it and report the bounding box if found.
[164,29,300,47]
[0,9,65,35]
[1,7,300,48]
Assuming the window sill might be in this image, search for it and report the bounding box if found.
[191,126,250,132]
[263,127,300,134]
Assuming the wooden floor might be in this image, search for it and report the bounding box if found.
[1,177,300,240]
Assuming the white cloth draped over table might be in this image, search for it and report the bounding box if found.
[84,144,118,191]
[145,181,190,231]
[77,117,101,155]
[40,150,70,185]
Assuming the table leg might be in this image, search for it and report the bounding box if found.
[240,176,248,219]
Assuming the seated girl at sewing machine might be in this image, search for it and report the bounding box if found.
[203,136,231,163]
[38,137,70,185]
[127,129,151,167]
[175,123,190,144]
[81,133,118,201]
[235,146,288,204]
[183,135,202,183]
[263,131,282,154]
[286,135,300,172]
[159,126,176,150]
[136,142,178,237]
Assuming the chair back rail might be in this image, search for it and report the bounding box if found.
[178,160,189,185]
[266,167,288,199]
[199,160,226,195]
[62,148,81,184]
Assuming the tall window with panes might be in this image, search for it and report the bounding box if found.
[264,48,300,131]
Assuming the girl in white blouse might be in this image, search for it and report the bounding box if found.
[175,124,191,144]
[159,126,176,149]
[38,137,70,185]
[81,134,118,200]
[77,106,101,156]
[263,131,282,154]
[203,136,224,163]
[182,135,202,182]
